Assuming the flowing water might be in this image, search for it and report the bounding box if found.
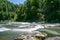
[0,22,60,40]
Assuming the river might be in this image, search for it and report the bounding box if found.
[0,22,60,40]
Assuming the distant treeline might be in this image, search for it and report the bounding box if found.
[0,0,60,23]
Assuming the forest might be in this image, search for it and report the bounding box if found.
[0,0,60,23]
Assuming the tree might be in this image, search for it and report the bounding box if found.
[0,0,18,21]
[16,4,26,21]
[45,0,60,23]
[24,0,43,22]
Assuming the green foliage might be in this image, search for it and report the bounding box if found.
[24,0,42,22]
[45,0,60,23]
[0,0,60,23]
[0,0,18,21]
[16,4,26,22]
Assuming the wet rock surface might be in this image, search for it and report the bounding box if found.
[14,32,47,40]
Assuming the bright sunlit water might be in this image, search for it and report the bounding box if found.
[0,22,44,32]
